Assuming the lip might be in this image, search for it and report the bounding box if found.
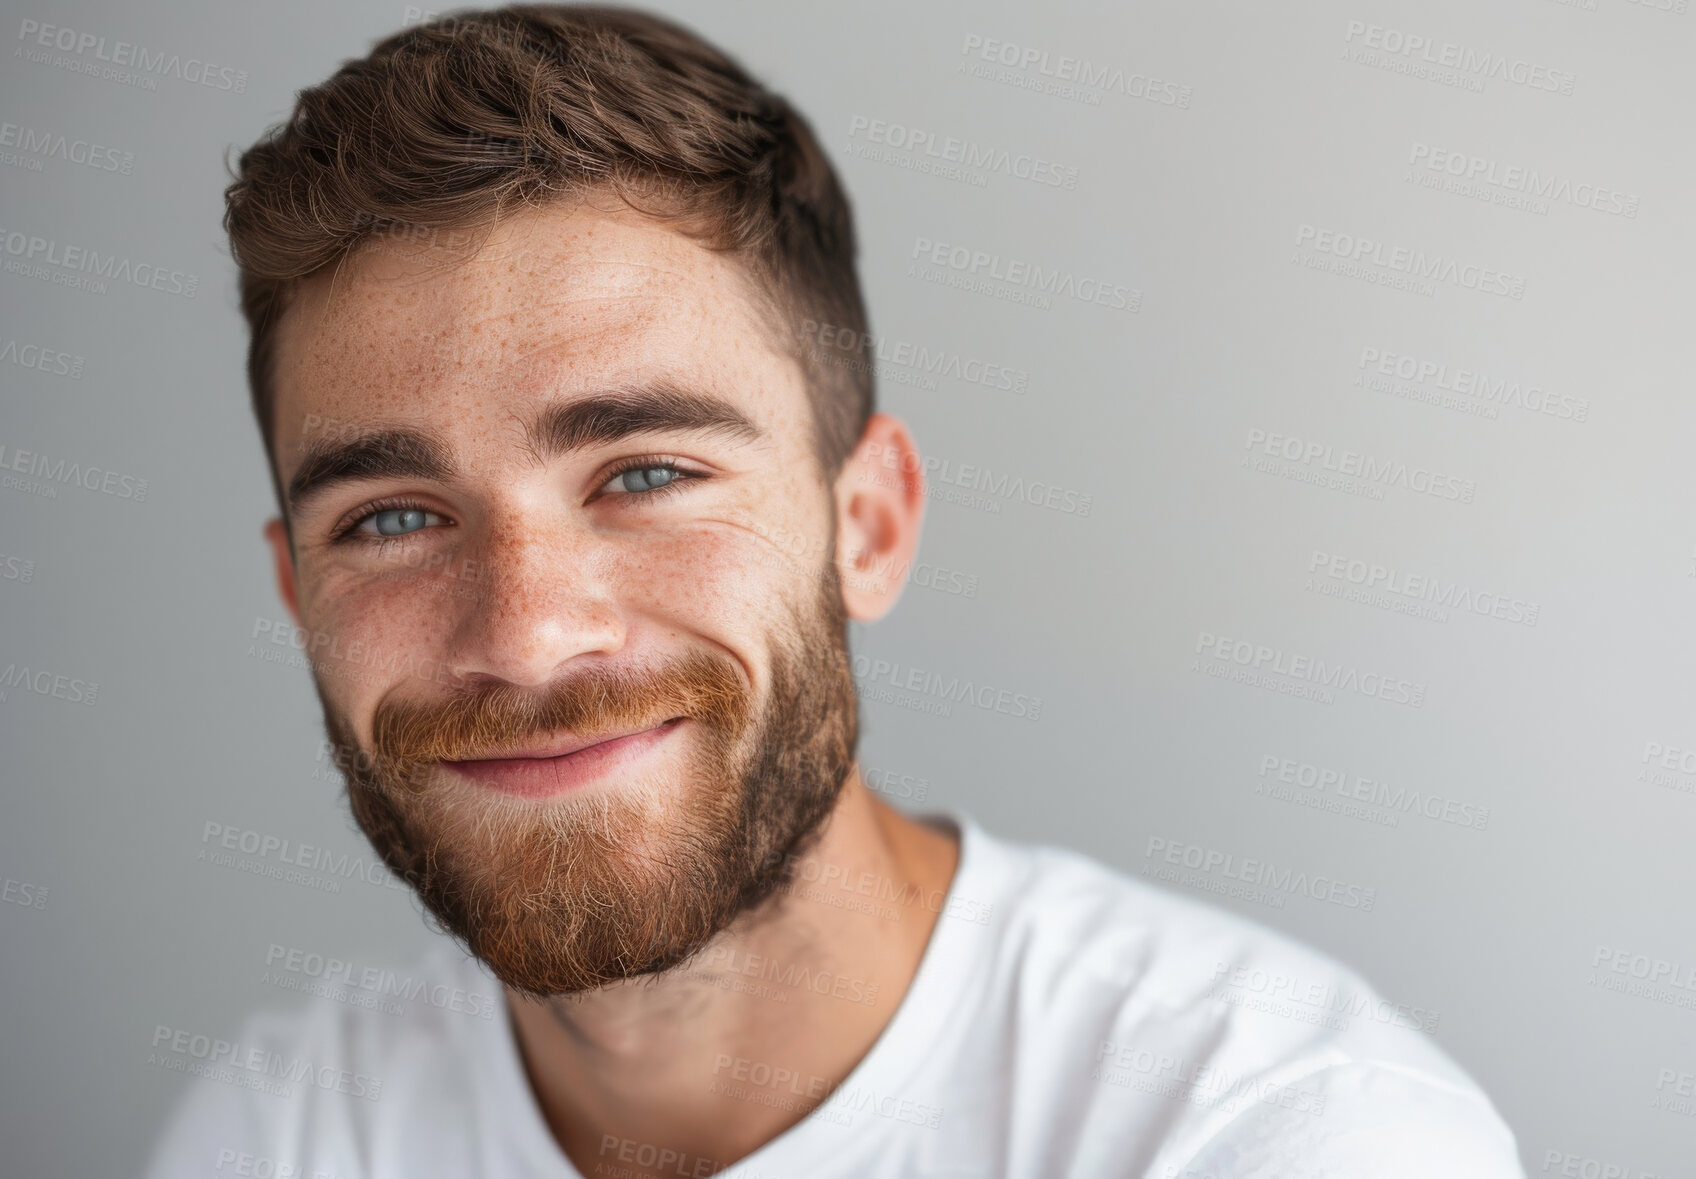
[441,716,686,799]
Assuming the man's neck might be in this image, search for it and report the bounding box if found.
[502,769,962,1179]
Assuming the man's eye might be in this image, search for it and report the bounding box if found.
[600,462,695,500]
[354,506,443,537]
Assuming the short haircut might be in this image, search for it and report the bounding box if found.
[223,3,874,518]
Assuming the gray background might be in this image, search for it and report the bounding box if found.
[2,0,1692,1175]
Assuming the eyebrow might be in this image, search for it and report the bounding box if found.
[285,382,768,516]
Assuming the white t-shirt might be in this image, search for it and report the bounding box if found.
[144,811,1525,1178]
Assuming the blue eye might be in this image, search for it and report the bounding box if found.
[600,460,699,503]
[615,465,680,493]
[354,506,443,538]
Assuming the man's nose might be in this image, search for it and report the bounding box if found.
[445,519,626,688]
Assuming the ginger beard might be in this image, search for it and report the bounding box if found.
[317,556,858,998]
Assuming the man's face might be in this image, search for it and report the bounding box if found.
[266,195,859,996]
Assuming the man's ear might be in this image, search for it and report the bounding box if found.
[264,517,304,629]
[833,413,926,624]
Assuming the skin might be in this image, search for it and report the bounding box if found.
[261,190,960,1175]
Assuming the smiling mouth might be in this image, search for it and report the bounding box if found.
[441,716,687,799]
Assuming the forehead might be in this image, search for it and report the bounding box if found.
[269,196,800,457]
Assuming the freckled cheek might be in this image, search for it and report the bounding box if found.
[609,526,798,638]
[297,568,459,715]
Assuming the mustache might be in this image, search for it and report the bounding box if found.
[368,647,752,769]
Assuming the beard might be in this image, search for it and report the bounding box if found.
[317,556,858,998]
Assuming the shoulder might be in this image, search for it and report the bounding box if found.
[953,815,1524,1175]
[1169,1057,1525,1178]
[964,818,1370,1025]
[143,940,502,1179]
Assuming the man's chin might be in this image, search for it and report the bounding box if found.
[349,765,763,996]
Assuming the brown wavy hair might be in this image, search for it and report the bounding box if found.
[223,3,872,513]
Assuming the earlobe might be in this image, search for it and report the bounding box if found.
[263,517,304,629]
[833,413,926,624]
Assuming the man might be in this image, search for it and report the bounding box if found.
[148,5,1524,1176]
